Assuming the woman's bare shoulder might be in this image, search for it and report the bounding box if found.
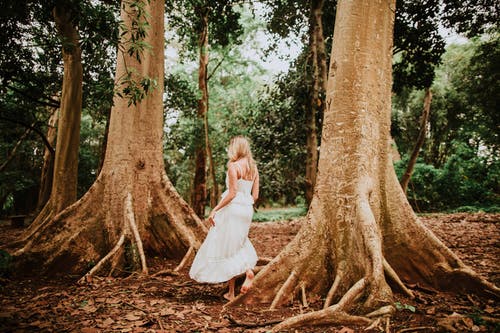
[227,162,239,174]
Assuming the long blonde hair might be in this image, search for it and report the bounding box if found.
[227,136,257,178]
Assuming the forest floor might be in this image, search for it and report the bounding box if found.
[0,212,498,333]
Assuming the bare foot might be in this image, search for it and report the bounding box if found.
[223,292,235,301]
[240,270,254,294]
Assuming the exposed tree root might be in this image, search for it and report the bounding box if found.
[365,317,382,331]
[125,193,148,274]
[257,257,273,265]
[174,246,194,272]
[334,278,366,311]
[396,327,436,333]
[10,201,54,251]
[78,229,126,284]
[271,309,371,332]
[108,247,124,277]
[324,274,341,308]
[383,258,414,298]
[365,305,395,318]
[301,282,308,307]
[270,270,298,309]
[151,270,179,277]
[266,278,375,332]
[77,193,151,283]
[223,313,282,328]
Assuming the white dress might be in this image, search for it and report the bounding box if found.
[189,170,258,283]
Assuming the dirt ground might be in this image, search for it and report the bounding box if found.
[0,212,498,332]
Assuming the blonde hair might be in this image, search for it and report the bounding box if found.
[227,136,257,178]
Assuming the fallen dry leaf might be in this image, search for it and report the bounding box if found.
[81,328,99,333]
[124,313,141,321]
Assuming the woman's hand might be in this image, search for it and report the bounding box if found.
[207,209,217,227]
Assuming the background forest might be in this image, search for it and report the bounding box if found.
[0,0,498,219]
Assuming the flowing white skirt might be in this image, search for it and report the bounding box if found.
[189,201,258,283]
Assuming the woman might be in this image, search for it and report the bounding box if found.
[189,136,259,301]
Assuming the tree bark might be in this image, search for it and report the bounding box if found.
[205,112,219,208]
[50,5,83,214]
[37,110,58,211]
[191,8,209,217]
[9,4,83,250]
[305,0,327,205]
[229,1,497,330]
[12,0,206,277]
[400,87,432,193]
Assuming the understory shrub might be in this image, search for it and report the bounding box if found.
[395,145,499,212]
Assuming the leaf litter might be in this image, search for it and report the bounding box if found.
[0,212,498,332]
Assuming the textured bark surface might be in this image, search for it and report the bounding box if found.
[10,6,83,249]
[229,1,498,330]
[305,0,328,205]
[13,0,206,277]
[37,110,58,211]
[191,9,209,218]
[51,5,83,214]
[400,87,432,193]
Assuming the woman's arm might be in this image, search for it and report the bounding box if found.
[251,170,259,203]
[207,163,238,225]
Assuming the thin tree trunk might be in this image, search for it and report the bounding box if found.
[205,112,219,208]
[37,110,58,211]
[400,87,432,193]
[51,5,83,214]
[305,0,327,205]
[192,8,209,217]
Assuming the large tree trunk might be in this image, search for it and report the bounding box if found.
[400,87,432,193]
[37,109,58,211]
[13,0,206,277]
[191,8,209,217]
[229,1,498,330]
[305,0,328,205]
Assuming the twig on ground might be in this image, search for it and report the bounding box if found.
[396,326,436,333]
[152,269,179,277]
[223,313,282,328]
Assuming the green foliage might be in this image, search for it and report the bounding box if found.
[253,206,307,222]
[0,0,117,214]
[395,302,416,313]
[115,0,161,106]
[165,0,244,60]
[164,71,200,200]
[441,0,499,38]
[393,0,499,92]
[164,6,269,201]
[392,34,499,212]
[246,64,308,204]
[395,143,499,212]
[0,249,12,278]
[394,0,445,91]
[77,114,106,197]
